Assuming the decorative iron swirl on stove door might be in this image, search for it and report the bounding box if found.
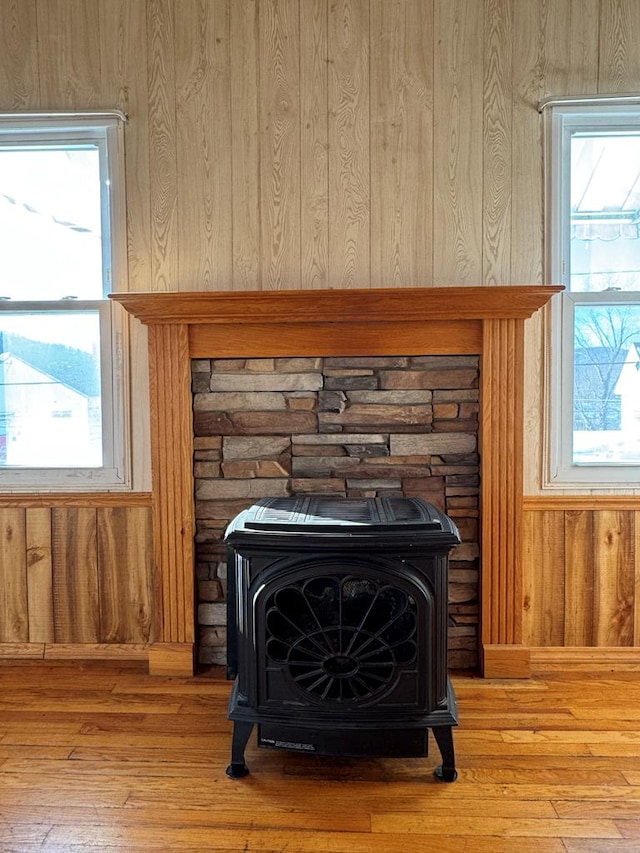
[265,575,418,704]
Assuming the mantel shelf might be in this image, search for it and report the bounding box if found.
[111,285,563,325]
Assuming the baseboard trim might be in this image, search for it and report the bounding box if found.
[530,646,640,671]
[0,643,149,661]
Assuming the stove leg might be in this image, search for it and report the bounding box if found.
[432,725,457,782]
[226,720,254,779]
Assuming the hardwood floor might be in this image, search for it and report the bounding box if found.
[0,661,639,851]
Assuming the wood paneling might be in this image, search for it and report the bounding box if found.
[0,509,28,642]
[524,506,640,651]
[0,504,153,649]
[370,0,433,288]
[0,0,38,108]
[329,0,370,288]
[2,1,640,666]
[433,0,483,285]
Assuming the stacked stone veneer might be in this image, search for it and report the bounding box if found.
[192,355,480,671]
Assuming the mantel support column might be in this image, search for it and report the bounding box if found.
[147,323,196,676]
[481,318,530,678]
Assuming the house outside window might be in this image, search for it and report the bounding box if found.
[0,112,130,491]
[543,97,640,487]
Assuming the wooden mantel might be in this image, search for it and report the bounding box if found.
[113,285,561,678]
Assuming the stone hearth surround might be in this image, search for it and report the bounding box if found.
[112,285,561,678]
[192,354,481,670]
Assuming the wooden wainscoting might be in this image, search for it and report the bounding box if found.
[523,496,640,670]
[0,495,154,661]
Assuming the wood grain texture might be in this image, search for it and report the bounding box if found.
[510,0,545,286]
[112,286,561,324]
[564,510,595,646]
[598,0,640,93]
[147,0,179,292]
[52,508,99,644]
[176,0,233,290]
[328,0,370,288]
[300,0,329,288]
[97,508,154,644]
[483,0,512,285]
[260,0,301,290]
[35,0,102,108]
[567,0,599,94]
[481,318,525,646]
[1,661,640,850]
[0,509,28,642]
[189,319,483,357]
[433,0,483,284]
[230,0,261,289]
[147,324,195,646]
[370,0,433,288]
[0,506,152,650]
[593,511,635,647]
[25,508,53,644]
[524,507,640,651]
[0,0,38,109]
[522,510,565,647]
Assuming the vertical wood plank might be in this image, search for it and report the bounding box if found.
[259,0,301,290]
[483,0,512,285]
[635,510,640,647]
[97,507,153,643]
[564,510,595,645]
[99,0,152,293]
[510,0,545,285]
[0,509,27,642]
[598,0,640,92]
[35,0,102,108]
[26,507,53,643]
[52,508,99,643]
[147,0,179,291]
[300,0,329,289]
[370,0,433,289]
[328,0,370,289]
[568,0,600,94]
[175,0,233,290]
[593,511,635,646]
[522,510,565,646]
[0,0,38,109]
[230,0,261,289]
[433,0,483,285]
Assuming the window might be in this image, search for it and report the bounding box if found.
[0,112,129,490]
[543,97,640,486]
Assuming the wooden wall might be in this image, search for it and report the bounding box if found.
[0,499,153,658]
[1,0,640,664]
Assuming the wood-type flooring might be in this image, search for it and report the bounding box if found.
[0,660,639,852]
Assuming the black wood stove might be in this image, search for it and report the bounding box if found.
[224,496,461,782]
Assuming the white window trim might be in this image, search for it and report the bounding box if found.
[543,98,640,488]
[0,112,131,492]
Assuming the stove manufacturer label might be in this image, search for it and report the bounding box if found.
[260,736,317,752]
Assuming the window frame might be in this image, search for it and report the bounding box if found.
[0,112,130,492]
[543,98,640,488]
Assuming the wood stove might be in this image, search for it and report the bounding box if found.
[224,496,461,781]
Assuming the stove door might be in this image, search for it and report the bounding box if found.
[253,557,437,719]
